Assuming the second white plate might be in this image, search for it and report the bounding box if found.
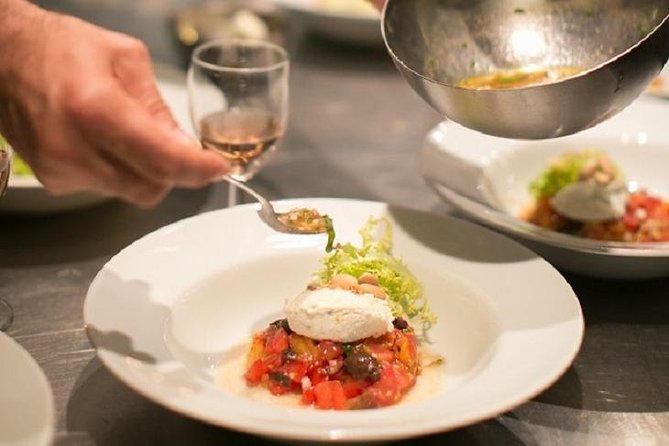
[421,97,669,279]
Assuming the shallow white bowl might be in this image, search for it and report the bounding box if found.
[0,332,54,446]
[422,97,669,279]
[84,198,583,442]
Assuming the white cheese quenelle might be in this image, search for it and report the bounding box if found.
[550,179,629,222]
[284,288,394,343]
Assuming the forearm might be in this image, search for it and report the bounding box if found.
[0,0,48,92]
[0,0,48,51]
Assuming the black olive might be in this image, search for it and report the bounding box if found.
[392,318,409,330]
[344,352,381,382]
[270,318,292,333]
[268,371,292,387]
[282,348,298,363]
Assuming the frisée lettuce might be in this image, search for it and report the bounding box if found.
[315,217,436,331]
[530,149,606,198]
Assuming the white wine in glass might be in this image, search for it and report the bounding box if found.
[199,108,283,180]
[188,39,289,203]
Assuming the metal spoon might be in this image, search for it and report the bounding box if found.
[224,176,328,235]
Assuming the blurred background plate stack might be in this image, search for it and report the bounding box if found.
[171,0,287,68]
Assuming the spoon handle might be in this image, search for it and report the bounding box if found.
[222,176,268,206]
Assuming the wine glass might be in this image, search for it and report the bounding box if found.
[0,142,13,331]
[187,38,289,206]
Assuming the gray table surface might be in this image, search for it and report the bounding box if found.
[2,1,668,445]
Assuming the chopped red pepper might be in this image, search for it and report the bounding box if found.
[243,321,421,410]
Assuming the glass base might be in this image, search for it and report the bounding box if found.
[0,298,14,332]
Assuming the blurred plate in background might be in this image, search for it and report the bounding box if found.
[271,0,382,45]
[171,1,286,68]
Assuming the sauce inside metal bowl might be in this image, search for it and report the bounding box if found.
[457,66,581,90]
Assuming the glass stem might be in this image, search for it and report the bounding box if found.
[228,182,238,207]
[0,298,14,332]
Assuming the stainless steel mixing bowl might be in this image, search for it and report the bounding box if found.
[382,0,669,139]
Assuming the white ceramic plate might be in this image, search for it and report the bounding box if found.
[271,0,382,45]
[422,97,669,279]
[0,332,55,446]
[84,198,583,442]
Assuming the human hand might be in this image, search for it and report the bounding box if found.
[0,2,230,207]
[368,0,385,11]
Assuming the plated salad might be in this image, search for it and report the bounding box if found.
[242,217,439,410]
[521,150,669,242]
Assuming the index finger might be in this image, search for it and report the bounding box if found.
[82,89,230,187]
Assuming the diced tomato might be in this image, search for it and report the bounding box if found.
[283,361,309,383]
[313,381,348,410]
[244,359,267,385]
[263,353,283,370]
[265,328,289,354]
[342,380,367,399]
[623,213,640,232]
[302,387,315,405]
[309,367,329,387]
[318,341,344,360]
[393,363,417,391]
[364,363,406,407]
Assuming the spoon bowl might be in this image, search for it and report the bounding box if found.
[382,0,669,139]
[225,176,330,235]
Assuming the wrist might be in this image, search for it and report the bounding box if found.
[0,0,49,83]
